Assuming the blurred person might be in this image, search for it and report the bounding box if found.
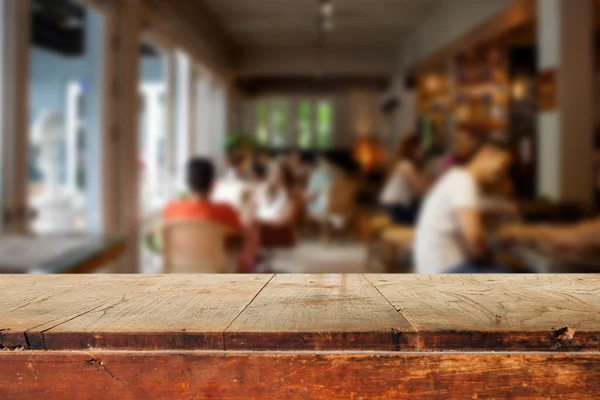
[212,150,252,210]
[414,139,513,274]
[256,162,302,227]
[440,130,482,174]
[287,149,311,186]
[305,153,337,219]
[251,162,303,253]
[164,158,243,233]
[223,150,249,180]
[379,135,428,225]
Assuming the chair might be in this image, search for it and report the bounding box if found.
[160,220,237,273]
[321,178,359,241]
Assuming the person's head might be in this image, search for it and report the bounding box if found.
[226,150,246,173]
[288,149,303,167]
[252,161,268,183]
[468,139,513,187]
[255,148,270,163]
[268,162,296,194]
[187,158,215,197]
[453,131,482,163]
[397,134,421,162]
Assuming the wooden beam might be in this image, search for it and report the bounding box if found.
[0,351,598,398]
[236,46,396,78]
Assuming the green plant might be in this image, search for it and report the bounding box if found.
[224,132,259,153]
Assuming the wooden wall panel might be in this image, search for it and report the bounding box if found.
[0,351,598,399]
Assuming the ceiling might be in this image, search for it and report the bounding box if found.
[200,0,440,78]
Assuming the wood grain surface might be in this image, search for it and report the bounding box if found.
[366,274,600,351]
[1,275,272,350]
[0,350,598,399]
[225,274,416,350]
[1,274,599,352]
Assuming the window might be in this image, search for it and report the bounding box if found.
[27,1,106,234]
[271,102,286,148]
[254,98,334,150]
[316,101,333,149]
[256,102,269,145]
[297,101,312,149]
[138,41,169,215]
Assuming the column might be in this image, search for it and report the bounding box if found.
[84,8,106,234]
[174,51,192,193]
[537,0,594,205]
[0,0,30,233]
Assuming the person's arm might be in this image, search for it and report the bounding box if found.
[456,208,488,259]
[451,172,487,259]
[501,219,600,252]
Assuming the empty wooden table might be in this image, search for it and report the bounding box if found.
[0,274,598,398]
[0,234,125,273]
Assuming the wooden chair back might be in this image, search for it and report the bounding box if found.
[162,220,233,273]
[326,178,359,224]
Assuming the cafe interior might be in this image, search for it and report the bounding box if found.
[1,0,599,275]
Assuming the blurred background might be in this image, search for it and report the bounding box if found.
[0,0,599,275]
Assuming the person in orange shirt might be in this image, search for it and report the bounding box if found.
[164,158,244,232]
[164,158,255,272]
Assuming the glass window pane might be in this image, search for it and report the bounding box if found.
[28,1,105,234]
[271,102,286,148]
[256,102,268,144]
[138,42,168,216]
[317,101,333,149]
[297,101,312,149]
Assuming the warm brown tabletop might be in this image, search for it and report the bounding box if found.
[1,274,598,352]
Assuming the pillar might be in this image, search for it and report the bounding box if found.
[537,0,594,205]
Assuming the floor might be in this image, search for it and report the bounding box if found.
[141,241,374,274]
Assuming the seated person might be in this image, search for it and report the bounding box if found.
[305,154,336,219]
[212,150,251,210]
[440,130,483,174]
[287,150,311,189]
[414,139,513,274]
[380,134,428,225]
[254,163,302,248]
[164,158,247,271]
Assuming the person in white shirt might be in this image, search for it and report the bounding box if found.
[380,135,428,224]
[414,140,513,274]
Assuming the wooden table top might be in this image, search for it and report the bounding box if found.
[0,235,125,273]
[0,274,598,352]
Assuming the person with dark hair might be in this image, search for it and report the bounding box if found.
[379,134,428,224]
[414,140,513,273]
[164,158,243,233]
[255,162,300,227]
[439,130,483,175]
[286,149,311,189]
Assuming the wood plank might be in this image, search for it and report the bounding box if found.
[225,274,415,350]
[0,275,148,349]
[366,274,600,351]
[0,350,598,399]
[42,275,272,350]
